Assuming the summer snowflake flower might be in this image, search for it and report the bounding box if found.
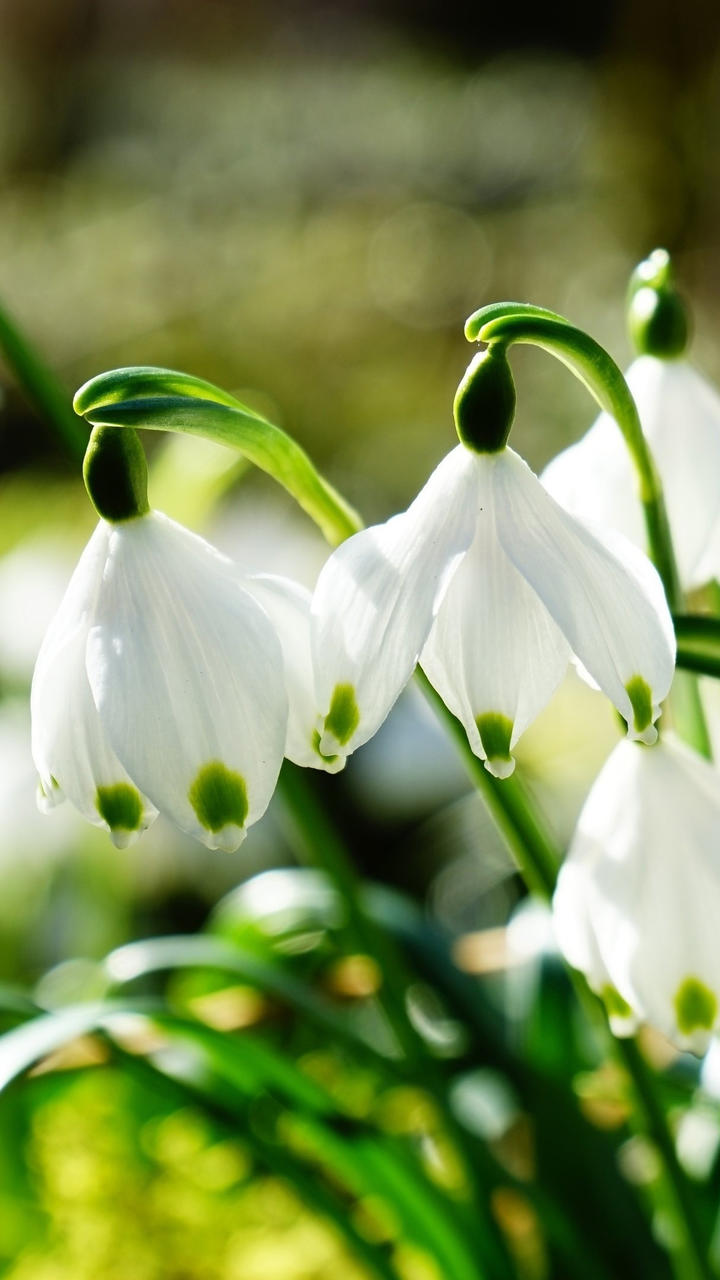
[310,348,676,777]
[541,355,720,590]
[32,428,288,851]
[553,734,720,1054]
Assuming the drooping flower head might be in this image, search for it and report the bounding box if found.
[542,250,720,590]
[310,341,676,777]
[553,734,720,1054]
[32,426,288,851]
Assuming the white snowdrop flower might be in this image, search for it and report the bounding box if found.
[541,356,720,590]
[553,734,720,1054]
[310,346,675,777]
[32,427,288,852]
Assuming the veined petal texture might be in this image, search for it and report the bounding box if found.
[554,736,720,1051]
[243,573,321,770]
[421,466,570,777]
[311,445,478,764]
[86,512,287,851]
[542,357,720,589]
[493,449,675,743]
[31,522,157,846]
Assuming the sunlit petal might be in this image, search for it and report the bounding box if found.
[87,513,287,851]
[493,449,675,743]
[421,472,569,777]
[311,445,478,766]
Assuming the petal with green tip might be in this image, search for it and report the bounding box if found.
[86,512,287,849]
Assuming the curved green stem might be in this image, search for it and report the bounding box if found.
[74,367,361,546]
[463,303,711,758]
[464,304,681,608]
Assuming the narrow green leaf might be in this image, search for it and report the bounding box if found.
[0,301,86,459]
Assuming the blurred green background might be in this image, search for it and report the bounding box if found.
[2,1,720,1275]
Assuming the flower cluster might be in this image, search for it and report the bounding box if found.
[32,264,720,1060]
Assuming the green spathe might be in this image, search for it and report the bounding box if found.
[83,426,150,523]
[323,683,360,747]
[674,976,717,1036]
[189,761,249,834]
[454,344,516,454]
[96,782,144,835]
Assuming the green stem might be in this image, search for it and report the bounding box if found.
[74,368,361,545]
[463,303,711,757]
[616,1037,714,1280]
[0,300,87,460]
[415,672,559,899]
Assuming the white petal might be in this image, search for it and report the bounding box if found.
[554,736,720,1051]
[310,445,478,766]
[31,523,157,845]
[420,473,570,777]
[87,512,287,851]
[542,357,720,589]
[493,449,675,743]
[243,573,322,770]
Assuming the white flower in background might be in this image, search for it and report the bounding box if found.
[541,355,720,590]
[553,734,720,1054]
[32,428,288,852]
[310,348,676,778]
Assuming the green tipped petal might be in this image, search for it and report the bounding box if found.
[476,712,514,778]
[96,782,144,846]
[189,761,249,838]
[675,976,717,1037]
[323,683,360,748]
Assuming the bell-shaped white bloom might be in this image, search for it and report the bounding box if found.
[553,734,720,1054]
[32,512,288,852]
[310,443,676,776]
[541,356,720,589]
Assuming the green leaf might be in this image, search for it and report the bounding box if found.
[0,300,86,459]
[103,935,401,1077]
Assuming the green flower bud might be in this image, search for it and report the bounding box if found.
[627,248,689,359]
[83,426,150,522]
[454,343,516,453]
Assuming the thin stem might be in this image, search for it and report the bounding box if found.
[415,672,559,898]
[74,369,361,545]
[616,1037,714,1280]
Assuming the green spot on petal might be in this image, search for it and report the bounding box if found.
[476,712,513,772]
[625,675,653,736]
[96,783,143,834]
[601,985,633,1020]
[674,976,717,1036]
[189,761,248,835]
[324,683,360,747]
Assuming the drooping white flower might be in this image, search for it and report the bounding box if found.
[553,734,720,1054]
[541,356,720,589]
[32,429,288,852]
[310,417,675,778]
